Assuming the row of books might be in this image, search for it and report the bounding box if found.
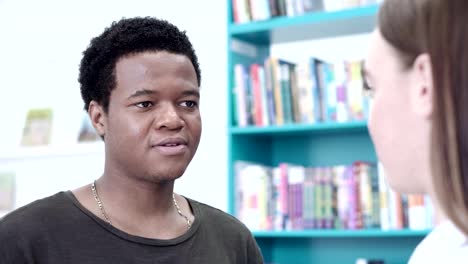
[232,0,382,24]
[235,161,434,231]
[233,57,370,127]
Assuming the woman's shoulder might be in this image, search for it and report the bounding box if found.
[409,221,468,264]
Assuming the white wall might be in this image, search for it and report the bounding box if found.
[0,0,229,211]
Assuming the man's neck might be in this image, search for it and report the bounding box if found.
[86,168,190,239]
[98,170,175,218]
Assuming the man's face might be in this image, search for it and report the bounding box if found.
[99,51,201,183]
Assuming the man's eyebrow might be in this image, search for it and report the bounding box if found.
[127,89,200,99]
[181,90,200,98]
[127,89,157,100]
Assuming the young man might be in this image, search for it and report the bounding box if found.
[0,17,263,264]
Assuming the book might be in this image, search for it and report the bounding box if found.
[235,161,271,230]
[250,64,264,126]
[0,171,15,213]
[20,108,53,146]
[234,64,249,127]
[295,62,312,123]
[77,112,100,142]
[269,57,285,125]
[303,0,324,12]
[280,62,295,124]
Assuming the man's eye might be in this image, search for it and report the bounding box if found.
[136,101,153,108]
[180,101,198,108]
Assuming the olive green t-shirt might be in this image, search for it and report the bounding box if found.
[0,191,263,264]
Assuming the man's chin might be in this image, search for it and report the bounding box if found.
[144,168,187,184]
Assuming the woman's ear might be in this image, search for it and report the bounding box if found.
[410,53,434,119]
[88,101,107,138]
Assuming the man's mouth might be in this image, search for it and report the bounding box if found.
[153,137,188,156]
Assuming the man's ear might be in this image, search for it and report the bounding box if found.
[88,101,107,138]
[410,53,434,119]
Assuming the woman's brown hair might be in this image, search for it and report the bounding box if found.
[378,0,468,235]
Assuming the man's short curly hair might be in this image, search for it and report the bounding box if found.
[78,17,201,112]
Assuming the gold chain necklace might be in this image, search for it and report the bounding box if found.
[91,180,192,229]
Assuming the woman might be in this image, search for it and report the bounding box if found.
[364,0,468,262]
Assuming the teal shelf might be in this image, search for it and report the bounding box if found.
[229,121,368,135]
[253,229,430,238]
[229,4,379,44]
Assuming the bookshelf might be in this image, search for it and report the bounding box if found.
[229,120,368,135]
[229,4,378,44]
[227,2,429,264]
[252,229,429,238]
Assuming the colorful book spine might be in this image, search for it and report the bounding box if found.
[258,167,268,230]
[279,163,290,229]
[359,162,373,228]
[334,62,348,122]
[335,166,348,229]
[234,64,248,127]
[250,64,263,126]
[268,0,279,17]
[370,164,381,228]
[264,58,277,125]
[323,168,334,229]
[289,64,301,123]
[310,58,322,122]
[314,168,323,228]
[232,0,251,23]
[378,162,391,230]
[347,61,364,120]
[296,62,314,123]
[280,63,294,124]
[272,167,283,230]
[348,164,361,229]
[245,71,254,125]
[324,63,337,122]
[270,57,284,125]
[288,165,305,230]
[258,66,270,126]
[303,168,315,229]
[388,189,404,230]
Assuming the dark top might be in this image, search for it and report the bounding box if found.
[0,192,263,264]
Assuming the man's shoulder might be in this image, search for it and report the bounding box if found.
[0,192,70,233]
[189,198,251,235]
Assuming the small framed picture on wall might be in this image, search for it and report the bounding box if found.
[0,171,15,216]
